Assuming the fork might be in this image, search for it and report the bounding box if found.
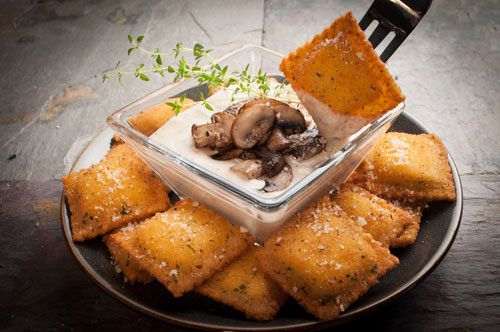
[359,0,432,62]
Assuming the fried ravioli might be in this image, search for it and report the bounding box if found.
[331,184,416,248]
[256,196,399,320]
[196,246,288,321]
[109,200,252,297]
[128,97,195,137]
[104,229,154,284]
[389,198,426,248]
[62,143,170,241]
[357,132,456,201]
[280,12,404,119]
[110,97,195,147]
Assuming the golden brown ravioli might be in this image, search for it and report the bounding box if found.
[357,132,456,201]
[280,12,404,118]
[104,229,154,284]
[196,246,288,321]
[332,183,415,248]
[108,200,252,297]
[62,144,170,241]
[256,196,399,320]
[128,97,195,137]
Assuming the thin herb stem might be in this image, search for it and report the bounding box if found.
[102,35,296,114]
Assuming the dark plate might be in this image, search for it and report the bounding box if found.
[61,112,462,331]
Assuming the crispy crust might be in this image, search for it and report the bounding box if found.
[196,246,288,321]
[104,231,154,284]
[62,144,170,241]
[280,12,404,118]
[109,200,252,297]
[104,143,171,193]
[127,97,195,137]
[357,132,456,201]
[331,183,415,248]
[256,196,399,320]
[389,198,426,248]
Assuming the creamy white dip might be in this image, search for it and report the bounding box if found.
[151,87,329,198]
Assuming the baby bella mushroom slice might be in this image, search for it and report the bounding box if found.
[261,162,293,192]
[191,112,235,149]
[231,159,266,179]
[273,104,307,134]
[253,146,285,178]
[231,104,275,149]
[267,127,292,152]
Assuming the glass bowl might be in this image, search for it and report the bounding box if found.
[107,44,404,242]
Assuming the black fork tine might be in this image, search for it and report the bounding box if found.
[358,11,374,30]
[368,24,391,49]
[379,34,405,63]
[359,0,433,62]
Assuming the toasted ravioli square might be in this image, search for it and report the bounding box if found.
[358,132,456,201]
[196,246,288,321]
[104,230,154,284]
[389,198,426,248]
[128,97,195,137]
[62,144,170,241]
[280,12,404,118]
[110,200,252,297]
[256,196,399,320]
[109,98,193,147]
[332,184,415,248]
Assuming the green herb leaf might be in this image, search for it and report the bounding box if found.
[120,204,130,215]
[103,39,301,111]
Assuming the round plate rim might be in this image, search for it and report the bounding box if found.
[60,111,463,331]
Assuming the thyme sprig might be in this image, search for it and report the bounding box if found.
[102,35,299,114]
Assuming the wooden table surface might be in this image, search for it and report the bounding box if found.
[1,0,499,331]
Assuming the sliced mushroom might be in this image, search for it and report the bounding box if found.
[191,123,223,149]
[230,159,266,179]
[267,127,292,152]
[257,129,273,146]
[260,163,293,192]
[288,128,327,160]
[191,112,235,149]
[231,104,275,149]
[210,112,235,149]
[223,100,246,117]
[273,105,307,134]
[253,146,285,177]
[211,149,256,161]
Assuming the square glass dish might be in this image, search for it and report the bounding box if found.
[107,44,404,241]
